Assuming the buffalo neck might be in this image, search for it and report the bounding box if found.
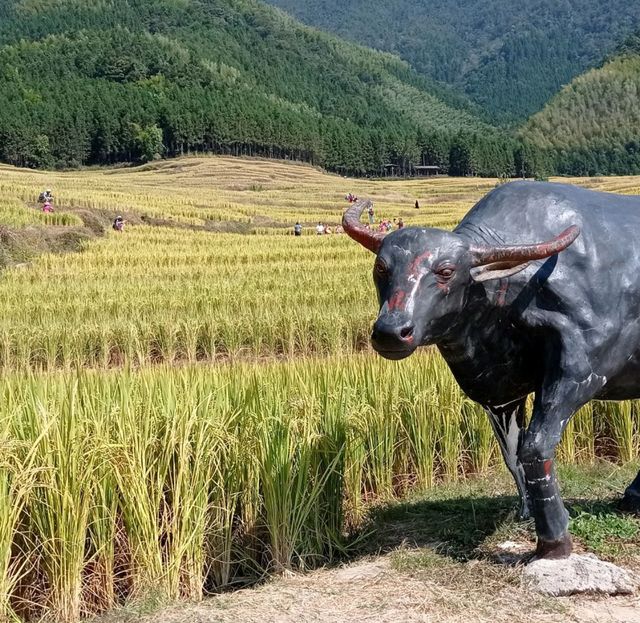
[434,282,539,404]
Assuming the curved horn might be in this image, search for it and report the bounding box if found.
[470,225,580,266]
[342,199,385,253]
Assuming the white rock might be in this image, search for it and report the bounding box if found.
[523,554,638,597]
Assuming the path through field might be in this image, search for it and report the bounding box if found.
[106,554,640,623]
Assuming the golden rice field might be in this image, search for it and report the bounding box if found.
[2,155,636,231]
[0,157,639,622]
[0,156,498,229]
[1,157,640,370]
[0,228,376,369]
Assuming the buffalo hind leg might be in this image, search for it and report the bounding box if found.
[485,399,530,520]
[621,471,640,514]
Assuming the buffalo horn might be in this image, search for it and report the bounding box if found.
[342,199,385,253]
[470,225,580,266]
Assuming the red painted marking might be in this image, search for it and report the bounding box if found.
[408,250,432,277]
[543,460,553,477]
[387,290,408,312]
[496,281,509,307]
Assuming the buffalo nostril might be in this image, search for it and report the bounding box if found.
[400,326,414,340]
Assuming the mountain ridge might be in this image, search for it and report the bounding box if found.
[0,0,520,175]
[264,0,640,123]
[520,31,640,176]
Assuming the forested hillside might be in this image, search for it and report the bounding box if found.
[520,34,640,176]
[0,0,522,176]
[265,0,640,123]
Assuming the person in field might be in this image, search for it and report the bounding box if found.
[367,204,374,225]
[397,217,404,229]
[316,222,324,235]
[415,200,420,209]
[113,215,125,232]
[42,202,53,213]
[294,222,302,236]
[39,188,53,204]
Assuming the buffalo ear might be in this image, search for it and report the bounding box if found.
[470,261,530,283]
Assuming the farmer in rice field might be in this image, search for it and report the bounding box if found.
[367,203,374,225]
[39,188,53,204]
[113,215,125,232]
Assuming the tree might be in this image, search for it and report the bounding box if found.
[133,124,164,163]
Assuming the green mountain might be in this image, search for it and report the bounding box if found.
[0,0,519,175]
[265,0,640,124]
[519,34,640,176]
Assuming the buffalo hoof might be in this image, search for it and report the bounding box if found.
[533,534,573,561]
[619,491,640,515]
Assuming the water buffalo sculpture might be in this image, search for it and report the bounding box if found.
[343,181,640,560]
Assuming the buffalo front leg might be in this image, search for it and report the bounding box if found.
[485,399,530,519]
[517,318,606,558]
[518,385,584,558]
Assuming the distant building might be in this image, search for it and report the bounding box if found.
[382,164,441,177]
[413,165,441,176]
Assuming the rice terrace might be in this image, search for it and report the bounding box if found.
[0,156,637,622]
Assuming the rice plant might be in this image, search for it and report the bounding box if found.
[0,354,635,622]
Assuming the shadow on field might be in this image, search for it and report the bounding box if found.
[353,493,526,562]
[349,486,640,566]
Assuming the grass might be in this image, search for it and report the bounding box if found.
[370,463,640,568]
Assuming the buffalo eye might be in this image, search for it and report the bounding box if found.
[374,259,389,279]
[434,264,455,281]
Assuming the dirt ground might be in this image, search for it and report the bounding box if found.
[105,553,640,623]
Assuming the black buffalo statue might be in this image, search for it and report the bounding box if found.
[343,181,640,560]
